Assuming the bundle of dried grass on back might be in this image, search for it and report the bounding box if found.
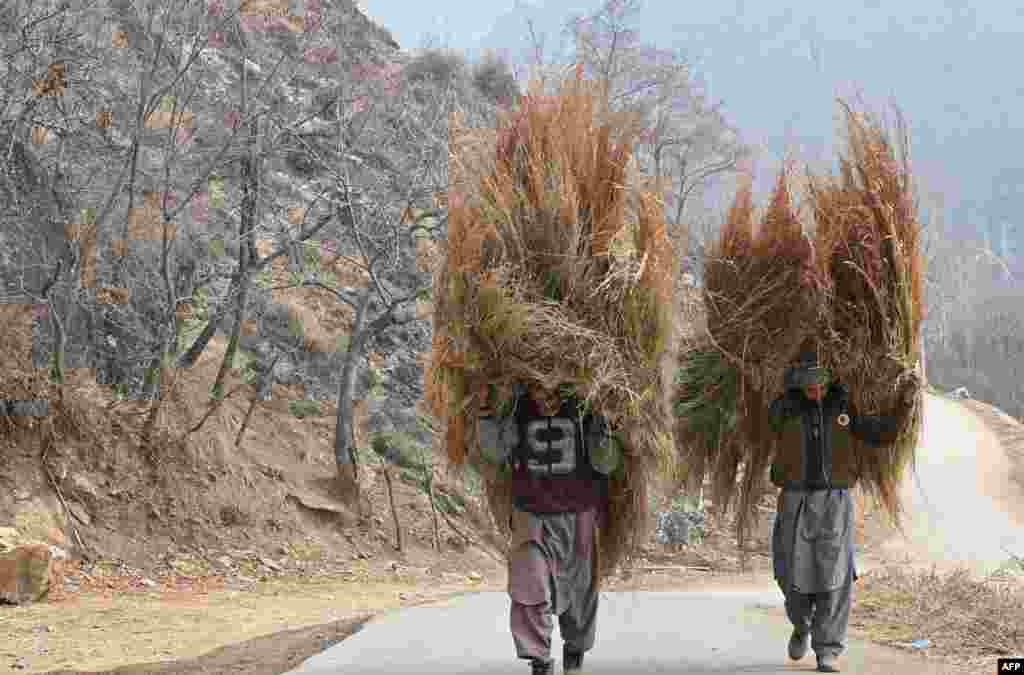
[425,71,677,579]
[809,101,924,527]
[682,170,822,538]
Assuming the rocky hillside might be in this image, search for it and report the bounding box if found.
[0,0,512,595]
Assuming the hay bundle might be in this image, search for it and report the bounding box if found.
[425,72,677,579]
[811,102,924,525]
[676,100,924,540]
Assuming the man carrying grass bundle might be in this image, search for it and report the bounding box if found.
[769,346,918,673]
[478,380,620,675]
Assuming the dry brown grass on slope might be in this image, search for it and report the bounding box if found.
[852,565,1024,674]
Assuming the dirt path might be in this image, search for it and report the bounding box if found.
[864,394,1024,576]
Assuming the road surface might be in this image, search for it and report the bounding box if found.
[285,590,966,674]
[286,393,1023,673]
[873,394,1024,575]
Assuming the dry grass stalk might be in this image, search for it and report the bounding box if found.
[427,72,678,578]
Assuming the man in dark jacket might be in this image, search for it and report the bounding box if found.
[768,348,917,673]
[478,381,620,675]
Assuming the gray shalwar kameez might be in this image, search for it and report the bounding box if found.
[478,393,616,667]
[772,487,857,660]
[769,382,903,663]
[508,507,600,662]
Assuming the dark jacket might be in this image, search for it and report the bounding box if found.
[768,383,906,489]
[481,393,610,514]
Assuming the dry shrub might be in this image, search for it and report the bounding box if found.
[427,71,678,579]
[853,566,1024,670]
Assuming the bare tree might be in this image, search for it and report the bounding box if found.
[258,52,484,502]
[561,0,749,274]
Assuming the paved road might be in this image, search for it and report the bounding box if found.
[285,590,963,674]
[286,393,1022,674]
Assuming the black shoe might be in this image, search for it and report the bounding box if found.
[563,646,584,673]
[531,659,553,675]
[788,629,810,660]
[816,653,840,672]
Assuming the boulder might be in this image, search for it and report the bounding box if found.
[0,542,67,605]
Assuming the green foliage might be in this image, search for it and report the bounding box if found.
[208,176,225,209]
[461,463,483,497]
[317,269,339,288]
[288,399,321,419]
[369,432,422,470]
[334,334,350,353]
[303,243,321,268]
[434,490,465,515]
[674,347,740,448]
[207,238,226,258]
[365,366,383,392]
[254,268,274,289]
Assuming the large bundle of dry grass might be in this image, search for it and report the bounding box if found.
[425,72,677,579]
[811,102,924,525]
[676,100,924,541]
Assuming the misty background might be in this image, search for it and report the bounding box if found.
[367,0,1023,414]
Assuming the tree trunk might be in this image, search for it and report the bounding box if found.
[176,277,237,368]
[382,462,403,552]
[235,354,279,447]
[211,268,249,400]
[334,287,372,502]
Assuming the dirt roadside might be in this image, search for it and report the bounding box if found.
[6,394,1023,675]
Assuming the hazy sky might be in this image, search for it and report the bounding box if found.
[362,0,1024,238]
[360,0,533,48]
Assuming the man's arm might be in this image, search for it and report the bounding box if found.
[768,389,801,433]
[478,414,518,465]
[477,382,520,466]
[845,379,918,448]
[585,413,621,476]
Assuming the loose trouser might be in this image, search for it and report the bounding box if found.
[772,488,857,660]
[508,507,600,664]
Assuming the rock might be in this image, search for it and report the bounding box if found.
[467,571,482,582]
[67,501,91,526]
[398,592,408,600]
[0,543,64,604]
[654,509,706,547]
[217,555,234,568]
[140,578,157,588]
[69,474,100,500]
[260,557,282,571]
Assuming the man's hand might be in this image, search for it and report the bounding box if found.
[479,383,495,416]
[831,382,850,410]
[899,374,919,408]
